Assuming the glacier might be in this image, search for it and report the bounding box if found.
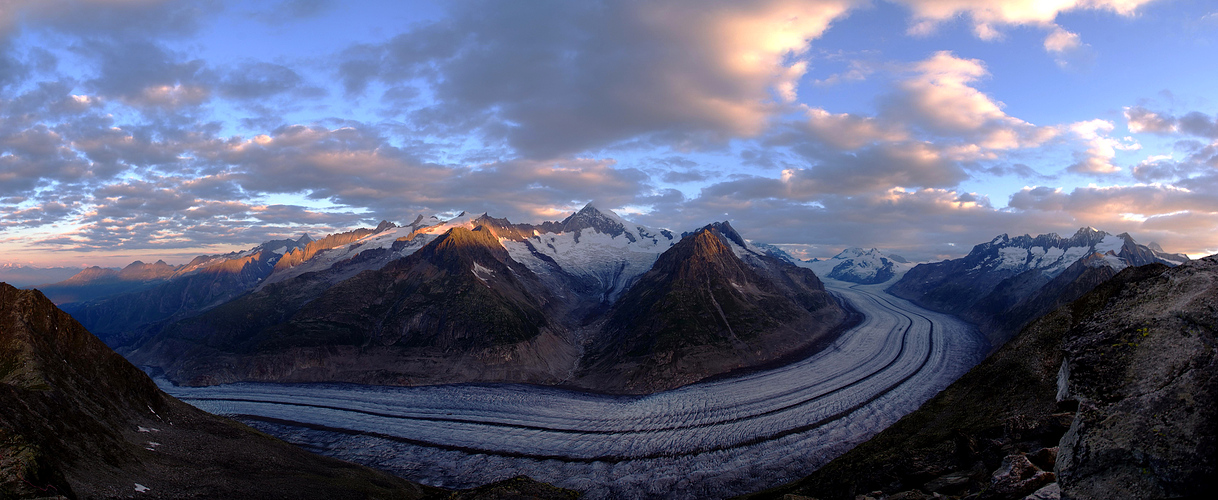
[164,280,988,499]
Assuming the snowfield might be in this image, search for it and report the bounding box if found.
[164,280,988,499]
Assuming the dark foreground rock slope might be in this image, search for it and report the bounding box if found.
[0,283,579,500]
[576,222,848,393]
[0,283,437,499]
[740,256,1216,500]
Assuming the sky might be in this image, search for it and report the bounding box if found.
[2,0,1218,267]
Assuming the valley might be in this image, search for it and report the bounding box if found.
[161,279,989,499]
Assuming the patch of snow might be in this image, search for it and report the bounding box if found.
[503,224,675,303]
[471,263,495,285]
[1155,254,1186,265]
[1095,234,1125,254]
[134,484,150,493]
[1103,253,1129,271]
[996,247,1029,271]
[260,225,427,287]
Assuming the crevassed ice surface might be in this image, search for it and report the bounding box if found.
[165,281,988,499]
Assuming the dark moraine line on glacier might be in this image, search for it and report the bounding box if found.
[164,281,989,498]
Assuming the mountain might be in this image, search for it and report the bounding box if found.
[888,227,1187,347]
[800,247,914,285]
[745,256,1217,500]
[56,237,314,350]
[129,225,581,387]
[502,203,677,304]
[574,222,849,393]
[0,283,441,499]
[261,217,438,287]
[114,210,851,394]
[36,259,178,303]
[0,263,84,288]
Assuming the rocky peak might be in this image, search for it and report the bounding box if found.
[472,213,531,241]
[116,259,178,281]
[558,203,630,239]
[649,223,751,282]
[418,225,509,271]
[704,221,748,249]
[296,233,313,245]
[373,220,398,233]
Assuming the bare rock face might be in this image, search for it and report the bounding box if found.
[1056,255,1218,499]
[988,454,1054,497]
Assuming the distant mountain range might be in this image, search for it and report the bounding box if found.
[47,204,846,394]
[0,263,88,288]
[888,227,1188,348]
[34,209,1191,395]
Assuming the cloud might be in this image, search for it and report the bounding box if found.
[781,51,1059,176]
[1,0,221,41]
[336,0,860,158]
[1044,26,1082,53]
[801,107,908,150]
[1043,26,1095,69]
[1123,105,1218,181]
[247,0,333,25]
[75,39,212,109]
[695,140,969,204]
[1065,119,1139,175]
[217,62,307,100]
[1006,183,1218,255]
[894,52,1054,147]
[1125,105,1179,134]
[636,185,1020,261]
[893,0,1159,41]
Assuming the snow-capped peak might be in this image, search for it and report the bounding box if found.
[418,212,479,235]
[799,246,914,285]
[960,227,1185,278]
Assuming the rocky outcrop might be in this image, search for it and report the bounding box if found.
[575,222,848,394]
[1055,255,1218,498]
